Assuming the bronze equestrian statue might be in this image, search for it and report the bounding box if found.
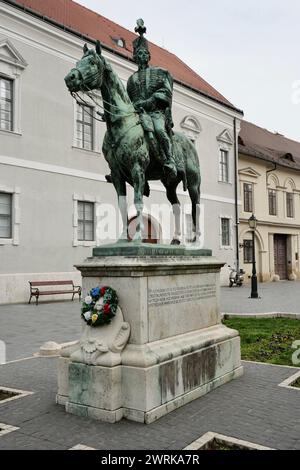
[127,19,177,181]
[65,20,201,245]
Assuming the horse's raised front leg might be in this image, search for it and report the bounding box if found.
[132,163,145,243]
[111,174,128,243]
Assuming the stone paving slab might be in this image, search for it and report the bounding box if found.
[0,302,82,362]
[0,357,299,450]
[221,281,300,314]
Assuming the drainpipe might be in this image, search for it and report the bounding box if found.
[233,118,240,273]
[266,162,277,184]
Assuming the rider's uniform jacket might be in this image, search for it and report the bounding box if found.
[127,66,174,132]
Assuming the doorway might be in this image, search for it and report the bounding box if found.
[128,215,159,244]
[274,235,288,280]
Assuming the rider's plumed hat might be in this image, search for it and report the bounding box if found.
[132,19,151,61]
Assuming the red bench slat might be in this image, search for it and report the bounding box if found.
[30,281,73,286]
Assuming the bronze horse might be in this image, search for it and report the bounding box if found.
[65,42,201,244]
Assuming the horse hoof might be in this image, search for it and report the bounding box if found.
[171,239,181,246]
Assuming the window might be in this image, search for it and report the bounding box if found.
[73,194,100,247]
[268,189,277,216]
[78,201,95,241]
[221,218,230,247]
[219,150,229,183]
[243,183,253,213]
[286,193,294,218]
[112,37,126,48]
[243,239,253,264]
[76,104,94,151]
[0,40,27,134]
[0,77,13,131]
[0,192,12,238]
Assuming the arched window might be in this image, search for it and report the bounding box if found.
[267,174,279,216]
[267,173,280,188]
[285,178,296,218]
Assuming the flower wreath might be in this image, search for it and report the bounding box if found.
[81,286,118,327]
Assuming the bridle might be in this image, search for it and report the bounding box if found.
[69,55,142,150]
[70,58,137,122]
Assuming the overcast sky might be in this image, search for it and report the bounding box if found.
[77,0,300,141]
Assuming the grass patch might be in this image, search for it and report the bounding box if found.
[223,318,300,366]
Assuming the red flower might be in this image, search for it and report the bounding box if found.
[100,287,107,296]
[103,304,110,315]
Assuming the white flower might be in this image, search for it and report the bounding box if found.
[95,298,104,311]
[83,311,92,321]
[84,295,93,305]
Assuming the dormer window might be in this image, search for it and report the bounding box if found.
[112,37,126,48]
[281,153,295,162]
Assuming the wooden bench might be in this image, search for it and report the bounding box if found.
[28,280,82,305]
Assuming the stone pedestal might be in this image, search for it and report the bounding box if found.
[57,244,243,424]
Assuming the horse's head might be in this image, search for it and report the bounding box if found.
[65,41,105,93]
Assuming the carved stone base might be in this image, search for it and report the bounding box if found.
[57,325,242,423]
[66,401,123,424]
[57,253,243,423]
[124,368,244,424]
[121,325,242,423]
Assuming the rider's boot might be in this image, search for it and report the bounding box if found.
[160,135,177,181]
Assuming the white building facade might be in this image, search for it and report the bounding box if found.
[0,0,243,303]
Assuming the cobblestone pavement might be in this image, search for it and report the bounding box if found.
[0,358,299,450]
[221,280,300,314]
[0,302,82,362]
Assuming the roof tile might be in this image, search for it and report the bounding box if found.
[240,121,300,171]
[10,0,237,109]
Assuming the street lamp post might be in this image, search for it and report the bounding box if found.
[248,214,259,299]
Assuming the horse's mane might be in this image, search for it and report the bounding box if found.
[102,60,132,107]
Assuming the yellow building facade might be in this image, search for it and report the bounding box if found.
[238,121,300,282]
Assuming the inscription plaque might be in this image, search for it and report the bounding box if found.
[148,284,216,307]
